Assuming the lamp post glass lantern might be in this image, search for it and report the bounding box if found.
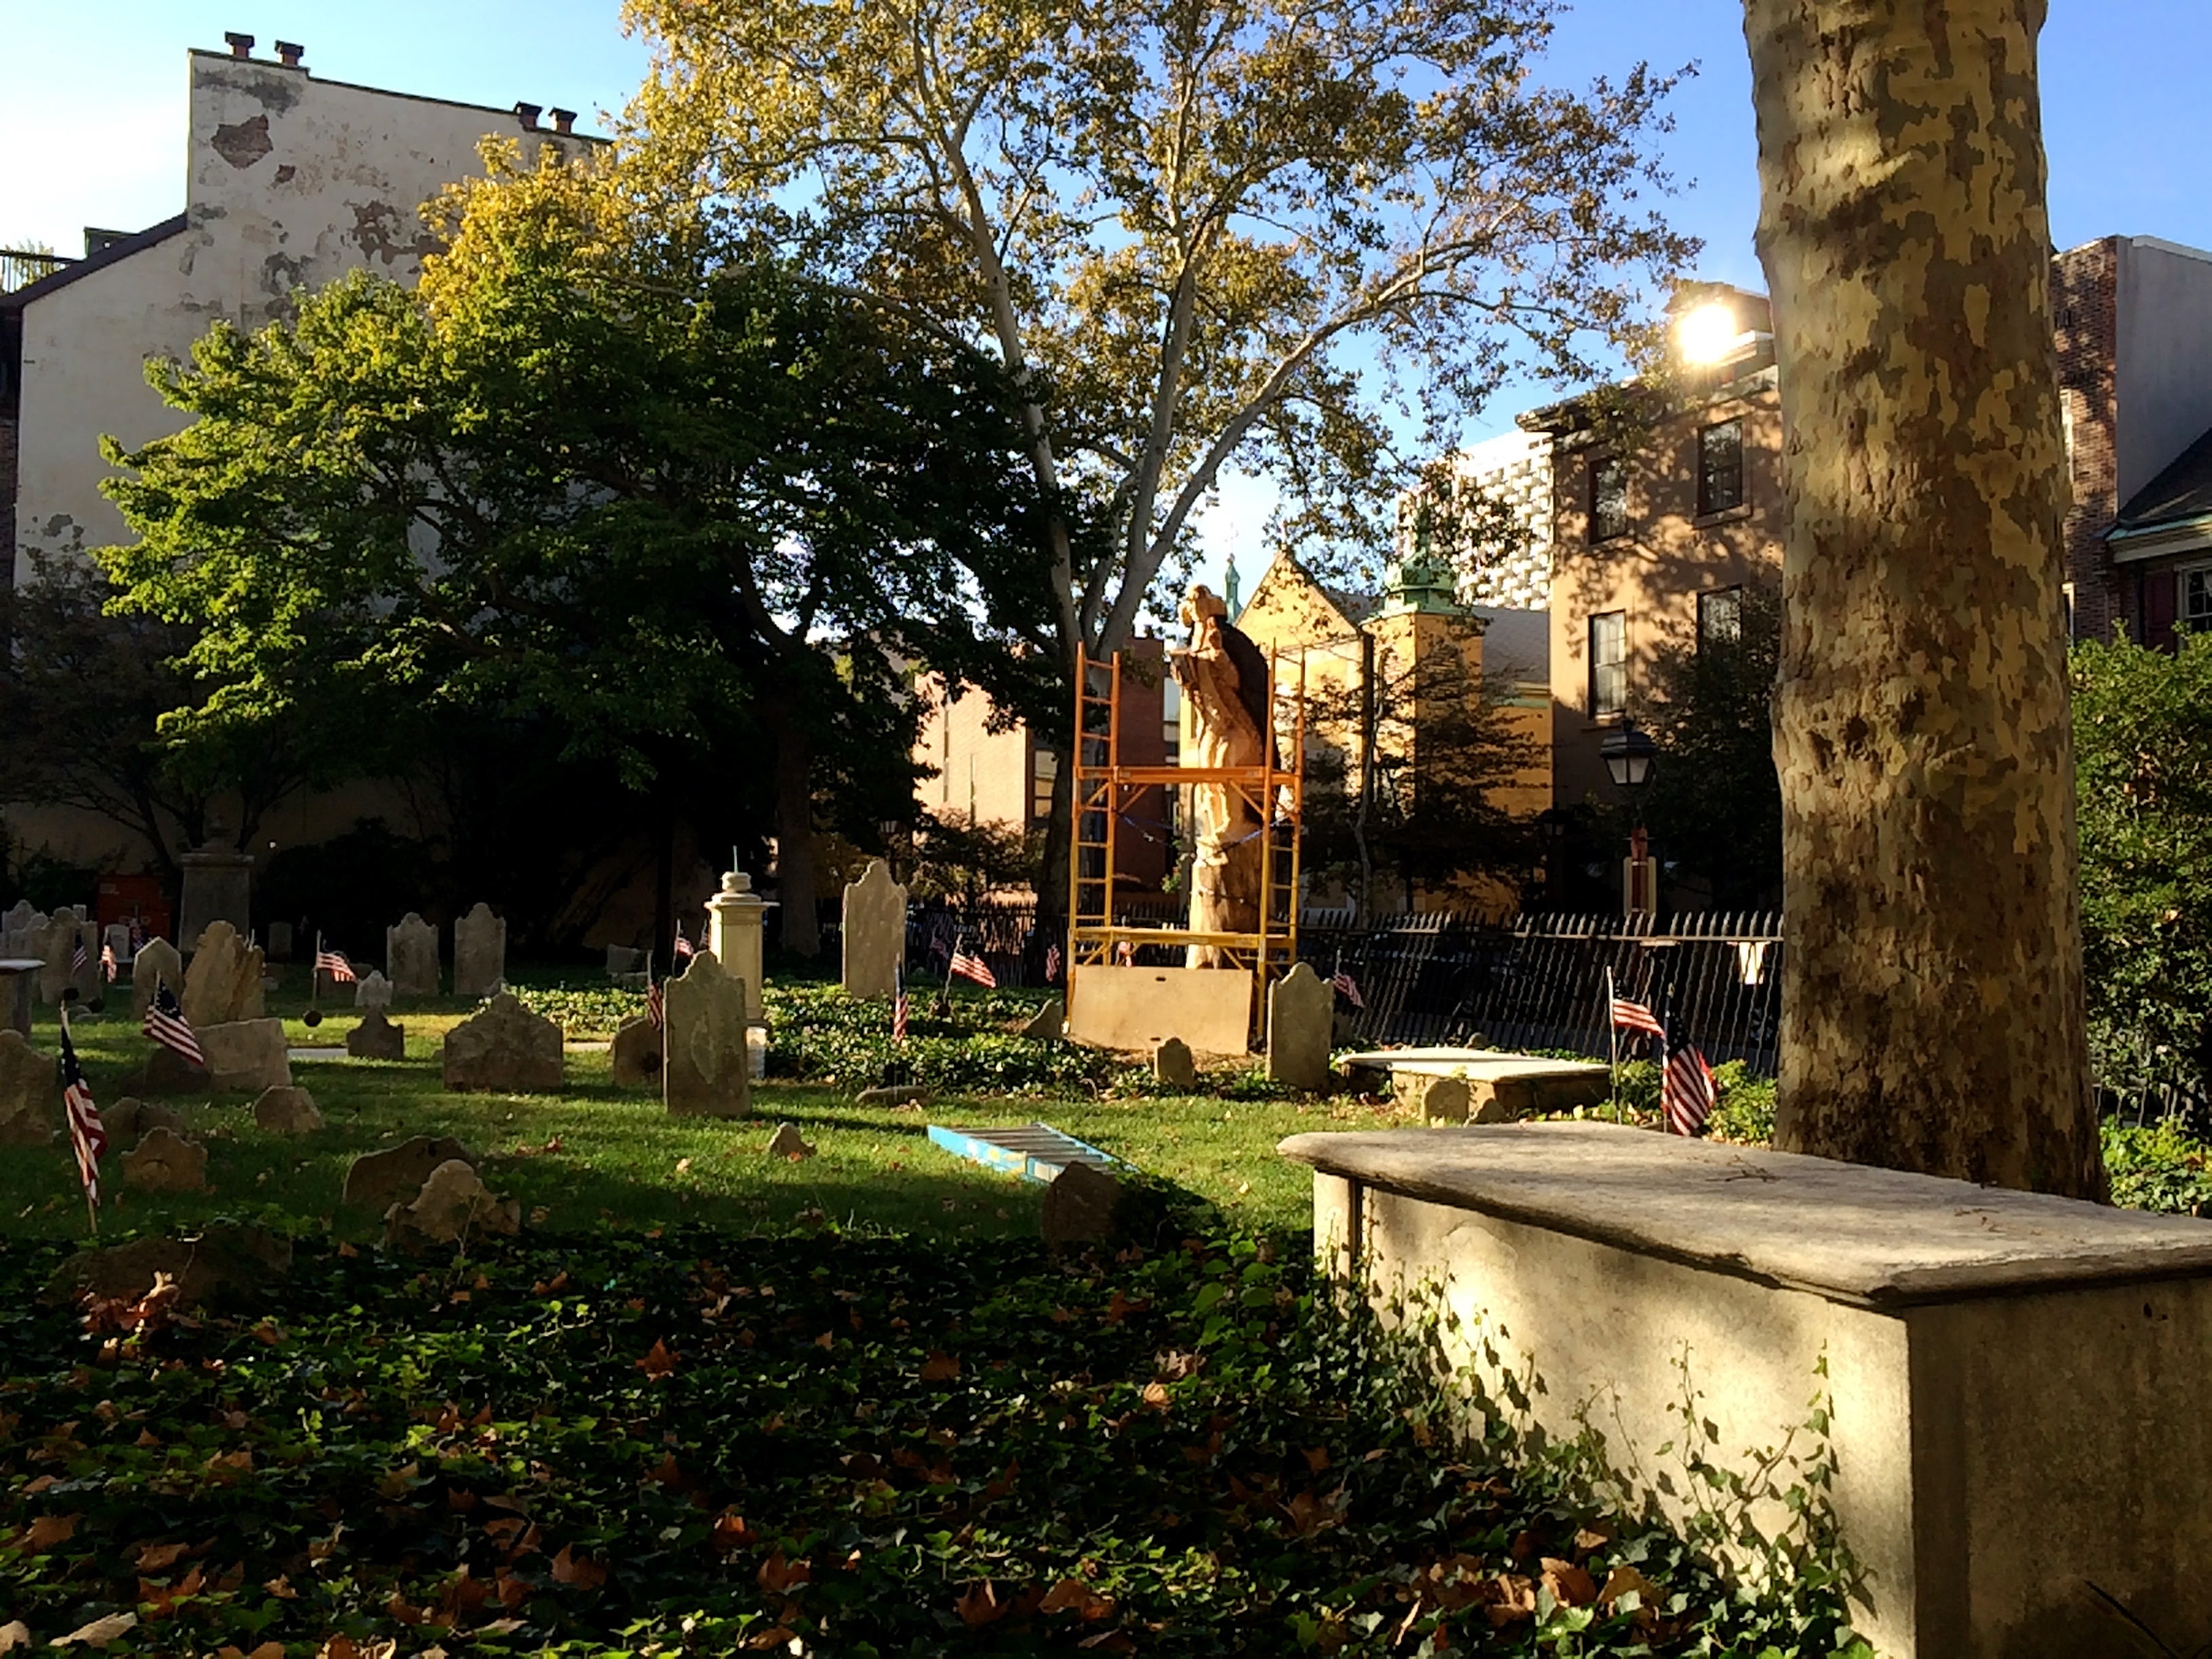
[1601,724,1658,917]
[1601,724,1656,788]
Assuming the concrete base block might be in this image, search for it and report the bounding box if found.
[1282,1122,2212,1659]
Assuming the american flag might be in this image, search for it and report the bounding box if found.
[672,924,696,960]
[60,1019,106,1209]
[645,977,665,1030]
[142,981,205,1069]
[100,943,119,983]
[947,943,996,988]
[70,935,87,975]
[128,919,147,952]
[1663,1042,1717,1136]
[1610,994,1665,1040]
[893,981,909,1041]
[1113,939,1135,966]
[1043,943,1062,983]
[314,936,357,983]
[1330,968,1365,1009]
[928,916,958,962]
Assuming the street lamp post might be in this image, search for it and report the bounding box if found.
[1601,724,1659,918]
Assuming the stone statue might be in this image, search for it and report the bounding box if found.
[1170,584,1273,967]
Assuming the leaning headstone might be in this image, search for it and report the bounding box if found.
[346,1008,406,1060]
[0,1030,59,1147]
[609,1016,661,1086]
[765,1122,817,1160]
[1021,996,1065,1040]
[266,921,293,961]
[123,1126,209,1193]
[130,937,184,1021]
[384,1159,520,1250]
[442,991,562,1092]
[1153,1036,1196,1088]
[453,903,507,999]
[46,1222,291,1312]
[252,1085,323,1134]
[840,859,907,1000]
[353,970,394,1010]
[663,949,750,1118]
[197,1018,292,1092]
[182,922,266,1027]
[102,1097,187,1147]
[386,912,441,1000]
[1265,962,1333,1092]
[342,1134,476,1210]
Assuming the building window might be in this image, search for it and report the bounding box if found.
[1590,611,1627,718]
[1697,419,1744,516]
[1031,746,1058,819]
[1589,455,1628,542]
[1698,586,1742,649]
[2182,566,2212,634]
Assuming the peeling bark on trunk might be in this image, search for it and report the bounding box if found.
[1746,0,2103,1195]
[772,716,821,958]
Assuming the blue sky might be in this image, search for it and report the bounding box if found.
[5,0,2209,583]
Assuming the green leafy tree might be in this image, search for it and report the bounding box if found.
[624,0,1698,913]
[96,150,1048,955]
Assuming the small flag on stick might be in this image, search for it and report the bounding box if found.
[1663,1042,1717,1137]
[1330,968,1365,1009]
[1610,993,1665,1040]
[314,937,357,983]
[645,977,665,1030]
[672,924,696,961]
[142,981,206,1069]
[893,973,909,1041]
[60,1015,106,1228]
[70,934,88,978]
[1044,943,1062,984]
[100,943,119,983]
[948,942,996,989]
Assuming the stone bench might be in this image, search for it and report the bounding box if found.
[1279,1122,2212,1659]
[1336,1046,1611,1122]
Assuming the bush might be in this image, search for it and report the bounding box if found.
[2102,1118,2212,1215]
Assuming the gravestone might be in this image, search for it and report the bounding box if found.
[346,1008,405,1060]
[441,992,562,1092]
[0,1030,59,1146]
[663,949,749,1119]
[384,1159,520,1250]
[1021,996,1065,1040]
[386,912,440,999]
[342,1134,475,1210]
[452,903,506,998]
[47,1221,290,1312]
[252,1085,323,1134]
[605,944,644,977]
[103,923,131,970]
[1042,1160,1130,1249]
[840,860,906,1000]
[34,914,77,1005]
[266,921,293,960]
[1266,963,1333,1092]
[63,913,101,1002]
[1,901,40,956]
[130,938,184,1021]
[609,1015,661,1086]
[708,869,771,1023]
[1153,1036,1196,1088]
[765,1122,816,1160]
[176,839,253,951]
[102,1098,186,1146]
[182,922,266,1027]
[197,1018,292,1092]
[1399,1073,1474,1124]
[123,1126,209,1192]
[134,1044,209,1095]
[352,969,394,1010]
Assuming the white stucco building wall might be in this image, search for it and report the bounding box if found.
[4,39,590,583]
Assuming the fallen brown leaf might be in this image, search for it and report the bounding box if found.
[919,1351,960,1382]
[548,1544,607,1590]
[1541,1557,1597,1607]
[955,1579,1009,1628]
[636,1338,678,1379]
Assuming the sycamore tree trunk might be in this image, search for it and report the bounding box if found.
[1746,0,2103,1195]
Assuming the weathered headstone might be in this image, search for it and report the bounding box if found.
[840,859,906,1001]
[1042,1160,1129,1249]
[1266,962,1333,1092]
[1,901,40,956]
[102,1097,187,1146]
[266,920,293,960]
[766,1122,816,1160]
[386,912,440,999]
[342,1134,475,1210]
[197,1018,292,1092]
[453,903,506,999]
[609,1015,661,1086]
[103,923,131,970]
[47,1222,290,1312]
[1153,1036,1197,1088]
[352,969,394,1010]
[346,1008,406,1059]
[134,1044,209,1095]
[65,914,102,1002]
[123,1126,209,1192]
[441,992,562,1092]
[1021,996,1065,1040]
[0,1030,59,1147]
[34,914,77,1005]
[130,937,184,1021]
[182,922,266,1027]
[384,1159,520,1250]
[176,838,253,951]
[252,1085,323,1134]
[663,949,750,1119]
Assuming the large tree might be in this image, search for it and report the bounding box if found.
[623,0,1697,911]
[1746,0,2102,1194]
[98,152,1050,954]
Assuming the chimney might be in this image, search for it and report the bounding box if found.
[274,40,304,67]
[224,31,254,58]
[548,108,576,135]
[513,102,541,131]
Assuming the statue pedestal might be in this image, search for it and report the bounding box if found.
[178,844,253,954]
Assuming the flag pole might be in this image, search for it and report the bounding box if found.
[60,1001,96,1240]
[1605,964,1618,1108]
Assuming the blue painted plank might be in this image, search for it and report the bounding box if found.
[927,1122,1128,1185]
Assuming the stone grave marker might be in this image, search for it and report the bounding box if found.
[182,922,266,1027]
[266,920,293,960]
[197,1019,292,1092]
[664,949,749,1118]
[346,1008,406,1059]
[2,901,40,956]
[253,1085,323,1134]
[1153,1036,1196,1088]
[0,1030,59,1146]
[123,1126,209,1192]
[130,937,184,1021]
[610,1015,661,1086]
[766,1122,816,1160]
[386,912,441,999]
[442,992,562,1092]
[176,839,252,951]
[35,914,77,1006]
[47,1221,291,1312]
[1266,962,1333,1092]
[103,923,131,970]
[453,903,506,998]
[384,1159,520,1250]
[353,969,394,1009]
[102,1098,186,1146]
[840,859,906,1000]
[343,1135,475,1210]
[1021,996,1065,1040]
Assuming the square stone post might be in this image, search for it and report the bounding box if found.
[705,869,769,1025]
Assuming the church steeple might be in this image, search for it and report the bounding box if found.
[1378,546,1465,616]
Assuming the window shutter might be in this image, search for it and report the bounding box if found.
[2145,568,2179,653]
